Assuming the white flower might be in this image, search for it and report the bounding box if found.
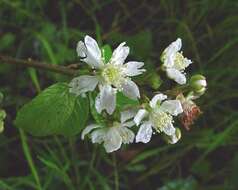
[81,110,136,153]
[69,35,145,115]
[161,38,192,85]
[134,93,183,143]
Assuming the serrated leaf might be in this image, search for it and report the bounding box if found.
[15,83,89,137]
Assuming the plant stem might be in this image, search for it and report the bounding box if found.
[113,153,119,190]
[0,54,78,76]
[19,129,42,190]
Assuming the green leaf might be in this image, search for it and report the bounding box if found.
[15,83,89,137]
[101,45,112,63]
[116,92,139,110]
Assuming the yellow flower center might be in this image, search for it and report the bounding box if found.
[101,64,125,88]
[151,110,172,133]
[174,52,187,70]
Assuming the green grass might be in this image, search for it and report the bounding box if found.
[0,0,238,189]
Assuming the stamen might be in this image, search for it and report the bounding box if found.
[101,64,125,88]
[174,52,187,70]
[151,111,172,132]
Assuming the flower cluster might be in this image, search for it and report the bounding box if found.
[69,36,207,153]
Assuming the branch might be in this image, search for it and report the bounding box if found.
[0,54,78,76]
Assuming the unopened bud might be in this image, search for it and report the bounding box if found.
[189,74,207,95]
[166,128,181,144]
[0,110,6,133]
[0,110,6,120]
[0,121,4,133]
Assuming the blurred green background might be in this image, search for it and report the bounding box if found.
[0,0,238,189]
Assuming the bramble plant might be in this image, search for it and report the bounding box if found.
[8,35,207,153]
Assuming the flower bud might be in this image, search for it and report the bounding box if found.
[0,121,4,133]
[0,110,6,133]
[166,128,181,144]
[0,109,6,119]
[189,74,207,95]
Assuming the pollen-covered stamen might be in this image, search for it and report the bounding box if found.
[150,110,173,133]
[101,64,126,88]
[174,52,187,71]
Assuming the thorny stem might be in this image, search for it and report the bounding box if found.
[0,54,78,76]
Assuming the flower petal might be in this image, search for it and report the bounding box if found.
[95,85,116,115]
[69,75,99,96]
[121,80,140,99]
[166,68,186,84]
[162,38,182,67]
[110,42,129,65]
[117,126,135,144]
[78,35,102,68]
[160,100,183,116]
[76,41,87,57]
[123,61,146,76]
[164,38,182,56]
[122,121,135,128]
[136,121,153,143]
[163,122,176,136]
[134,109,148,126]
[103,128,122,153]
[184,57,192,68]
[91,128,107,144]
[81,124,101,140]
[120,109,137,123]
[167,134,180,144]
[149,94,167,108]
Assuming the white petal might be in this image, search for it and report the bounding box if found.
[149,94,167,108]
[123,61,146,76]
[76,41,87,57]
[122,121,135,128]
[81,35,102,68]
[121,80,140,99]
[134,109,148,126]
[160,100,183,116]
[196,79,207,87]
[81,124,101,140]
[136,121,153,143]
[166,68,186,84]
[69,75,99,96]
[162,38,182,67]
[167,134,180,144]
[103,128,122,153]
[117,126,135,144]
[95,85,116,115]
[184,57,192,68]
[91,128,106,144]
[164,38,182,55]
[120,109,137,123]
[163,122,175,136]
[110,42,129,65]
